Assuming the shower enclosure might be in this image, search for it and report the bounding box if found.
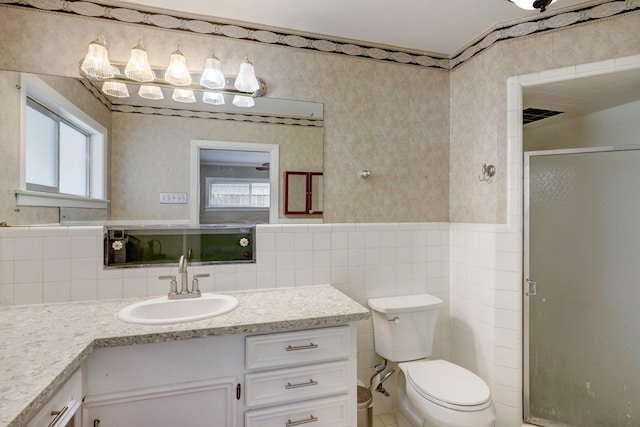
[524,147,640,426]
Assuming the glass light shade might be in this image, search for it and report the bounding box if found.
[80,35,114,80]
[139,85,164,100]
[200,53,226,89]
[172,88,196,103]
[203,92,225,105]
[511,0,557,10]
[234,57,260,93]
[232,95,255,108]
[125,40,155,82]
[165,48,192,86]
[102,81,129,98]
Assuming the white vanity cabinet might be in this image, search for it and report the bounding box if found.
[81,334,244,427]
[26,369,83,427]
[244,326,356,427]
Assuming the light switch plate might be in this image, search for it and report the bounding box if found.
[160,192,188,204]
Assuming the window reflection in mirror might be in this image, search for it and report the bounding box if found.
[191,140,279,225]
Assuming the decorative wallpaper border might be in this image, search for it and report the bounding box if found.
[110,104,323,126]
[2,0,639,70]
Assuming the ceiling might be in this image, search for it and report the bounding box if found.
[105,0,604,56]
[524,68,640,126]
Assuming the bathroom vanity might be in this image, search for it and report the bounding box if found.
[0,285,369,427]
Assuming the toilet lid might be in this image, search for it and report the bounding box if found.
[406,360,491,407]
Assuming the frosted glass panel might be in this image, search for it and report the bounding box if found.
[26,105,57,188]
[59,122,88,196]
[527,149,640,426]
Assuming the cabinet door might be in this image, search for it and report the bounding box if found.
[83,377,237,427]
[27,369,82,427]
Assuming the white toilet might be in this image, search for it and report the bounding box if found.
[368,294,495,427]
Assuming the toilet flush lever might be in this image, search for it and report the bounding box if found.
[388,317,400,324]
[526,278,537,296]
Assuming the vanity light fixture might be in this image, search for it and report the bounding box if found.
[234,56,260,93]
[508,0,558,12]
[80,34,114,80]
[200,50,226,89]
[232,95,255,108]
[124,40,155,82]
[139,84,164,100]
[165,46,191,86]
[101,66,128,98]
[203,92,225,105]
[172,88,196,103]
[79,36,266,108]
[102,80,129,98]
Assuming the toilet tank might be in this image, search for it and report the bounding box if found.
[368,294,443,362]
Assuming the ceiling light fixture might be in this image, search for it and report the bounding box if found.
[509,0,557,12]
[80,37,266,108]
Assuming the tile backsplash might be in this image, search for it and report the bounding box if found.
[0,222,449,307]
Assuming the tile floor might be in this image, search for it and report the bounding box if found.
[373,412,397,427]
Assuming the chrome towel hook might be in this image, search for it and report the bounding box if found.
[478,163,496,182]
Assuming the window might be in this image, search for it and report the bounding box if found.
[26,99,90,197]
[18,74,107,209]
[206,178,270,209]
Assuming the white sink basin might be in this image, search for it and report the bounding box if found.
[117,293,239,325]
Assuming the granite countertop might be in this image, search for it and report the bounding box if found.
[0,285,370,427]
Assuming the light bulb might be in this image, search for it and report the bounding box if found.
[200,51,226,89]
[80,34,114,80]
[165,46,191,86]
[203,92,225,105]
[234,56,260,93]
[125,40,155,83]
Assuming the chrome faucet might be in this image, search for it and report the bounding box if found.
[159,254,209,299]
[178,255,189,295]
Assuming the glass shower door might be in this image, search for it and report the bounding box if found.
[524,147,640,426]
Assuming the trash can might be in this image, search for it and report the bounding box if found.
[357,385,373,427]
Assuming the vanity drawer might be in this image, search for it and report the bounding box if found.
[246,326,351,370]
[245,360,349,408]
[245,394,350,427]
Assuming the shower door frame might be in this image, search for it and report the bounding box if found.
[523,144,640,427]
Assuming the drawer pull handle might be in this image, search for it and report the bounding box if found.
[286,415,318,426]
[48,405,68,427]
[286,343,318,351]
[285,379,318,389]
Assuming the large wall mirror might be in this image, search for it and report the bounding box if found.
[0,69,324,226]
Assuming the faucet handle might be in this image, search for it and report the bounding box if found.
[191,274,210,296]
[159,275,178,296]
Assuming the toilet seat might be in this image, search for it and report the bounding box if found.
[402,360,492,412]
